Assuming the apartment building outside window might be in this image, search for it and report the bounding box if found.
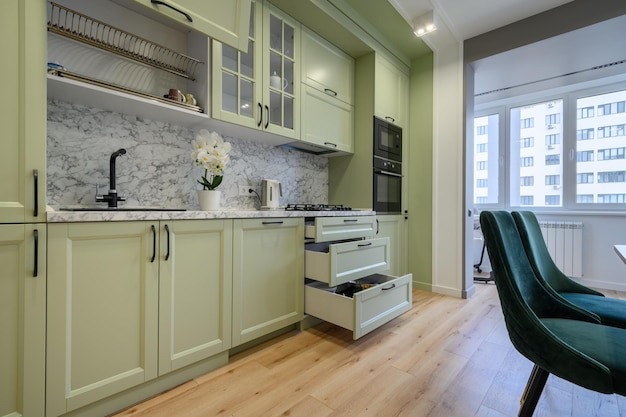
[473,85,626,209]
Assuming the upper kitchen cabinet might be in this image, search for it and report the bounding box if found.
[375,53,409,128]
[300,27,354,154]
[1,0,47,223]
[212,0,301,140]
[128,0,251,51]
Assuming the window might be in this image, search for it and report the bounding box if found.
[521,176,534,186]
[477,125,488,135]
[577,173,594,184]
[476,161,487,170]
[577,194,594,203]
[545,175,560,185]
[597,171,626,183]
[476,179,488,188]
[476,197,488,204]
[597,124,626,138]
[577,128,594,140]
[577,106,594,119]
[520,137,534,148]
[598,194,626,203]
[520,196,534,205]
[598,101,626,116]
[546,113,560,126]
[545,195,560,205]
[577,151,594,162]
[545,134,560,146]
[598,147,626,160]
[521,118,534,128]
[545,154,560,165]
[476,143,487,153]
[521,157,534,167]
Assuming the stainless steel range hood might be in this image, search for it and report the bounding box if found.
[280,141,350,156]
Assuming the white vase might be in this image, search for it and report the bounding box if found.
[198,190,221,211]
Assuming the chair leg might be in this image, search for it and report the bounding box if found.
[518,364,549,417]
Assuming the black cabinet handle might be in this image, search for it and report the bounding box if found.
[382,283,396,291]
[257,103,263,127]
[385,116,395,123]
[324,88,337,97]
[357,242,372,247]
[151,225,156,263]
[33,229,39,277]
[262,221,284,225]
[343,219,358,223]
[165,224,170,261]
[376,218,379,235]
[324,142,337,148]
[151,0,192,22]
[33,169,39,217]
[264,105,270,129]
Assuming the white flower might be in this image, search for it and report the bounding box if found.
[192,130,231,190]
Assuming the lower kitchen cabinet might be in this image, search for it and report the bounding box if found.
[232,218,304,346]
[0,224,46,417]
[158,220,232,374]
[46,220,232,416]
[376,214,408,276]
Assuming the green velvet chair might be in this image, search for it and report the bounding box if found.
[513,210,626,329]
[480,210,626,417]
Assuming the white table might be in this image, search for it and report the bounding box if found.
[614,245,626,265]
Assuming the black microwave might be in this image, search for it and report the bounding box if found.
[373,116,402,162]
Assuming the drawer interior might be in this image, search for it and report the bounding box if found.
[306,274,398,299]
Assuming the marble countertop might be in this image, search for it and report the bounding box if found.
[46,206,376,222]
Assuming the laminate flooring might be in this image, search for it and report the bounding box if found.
[111,284,626,417]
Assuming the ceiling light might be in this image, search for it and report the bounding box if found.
[413,10,437,37]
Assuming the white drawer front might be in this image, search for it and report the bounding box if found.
[305,273,412,339]
[305,216,376,242]
[305,237,389,286]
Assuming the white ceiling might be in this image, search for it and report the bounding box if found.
[388,0,574,41]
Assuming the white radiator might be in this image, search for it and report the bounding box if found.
[538,221,583,278]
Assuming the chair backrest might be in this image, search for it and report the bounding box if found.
[479,211,610,387]
[512,211,603,296]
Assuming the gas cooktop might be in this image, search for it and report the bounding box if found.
[285,204,355,211]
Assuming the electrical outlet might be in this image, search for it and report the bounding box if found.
[238,185,254,196]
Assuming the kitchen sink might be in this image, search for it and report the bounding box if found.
[59,207,187,212]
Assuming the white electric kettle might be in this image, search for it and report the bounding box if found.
[261,179,282,209]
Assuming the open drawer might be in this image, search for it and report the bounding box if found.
[305,273,412,339]
[305,237,390,286]
[305,216,376,242]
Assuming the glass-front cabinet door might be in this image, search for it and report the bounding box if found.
[212,0,299,139]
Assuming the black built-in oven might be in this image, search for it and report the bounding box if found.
[373,117,402,214]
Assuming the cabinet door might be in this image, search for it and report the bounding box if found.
[158,220,232,374]
[376,215,408,276]
[301,27,354,105]
[263,3,300,138]
[375,54,409,128]
[212,0,262,128]
[130,0,251,51]
[46,222,159,416]
[301,84,353,153]
[0,224,46,417]
[0,0,46,223]
[232,218,304,346]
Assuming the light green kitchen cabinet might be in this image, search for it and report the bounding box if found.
[128,0,251,51]
[376,215,408,276]
[232,218,304,346]
[301,27,354,105]
[47,219,234,416]
[301,84,353,153]
[46,222,160,416]
[375,53,409,128]
[0,0,46,224]
[212,0,301,139]
[158,220,233,374]
[0,224,46,417]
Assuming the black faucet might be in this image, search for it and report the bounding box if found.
[96,148,127,207]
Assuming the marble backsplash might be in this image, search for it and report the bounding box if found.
[47,100,328,210]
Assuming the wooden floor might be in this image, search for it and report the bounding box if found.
[111,284,626,417]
